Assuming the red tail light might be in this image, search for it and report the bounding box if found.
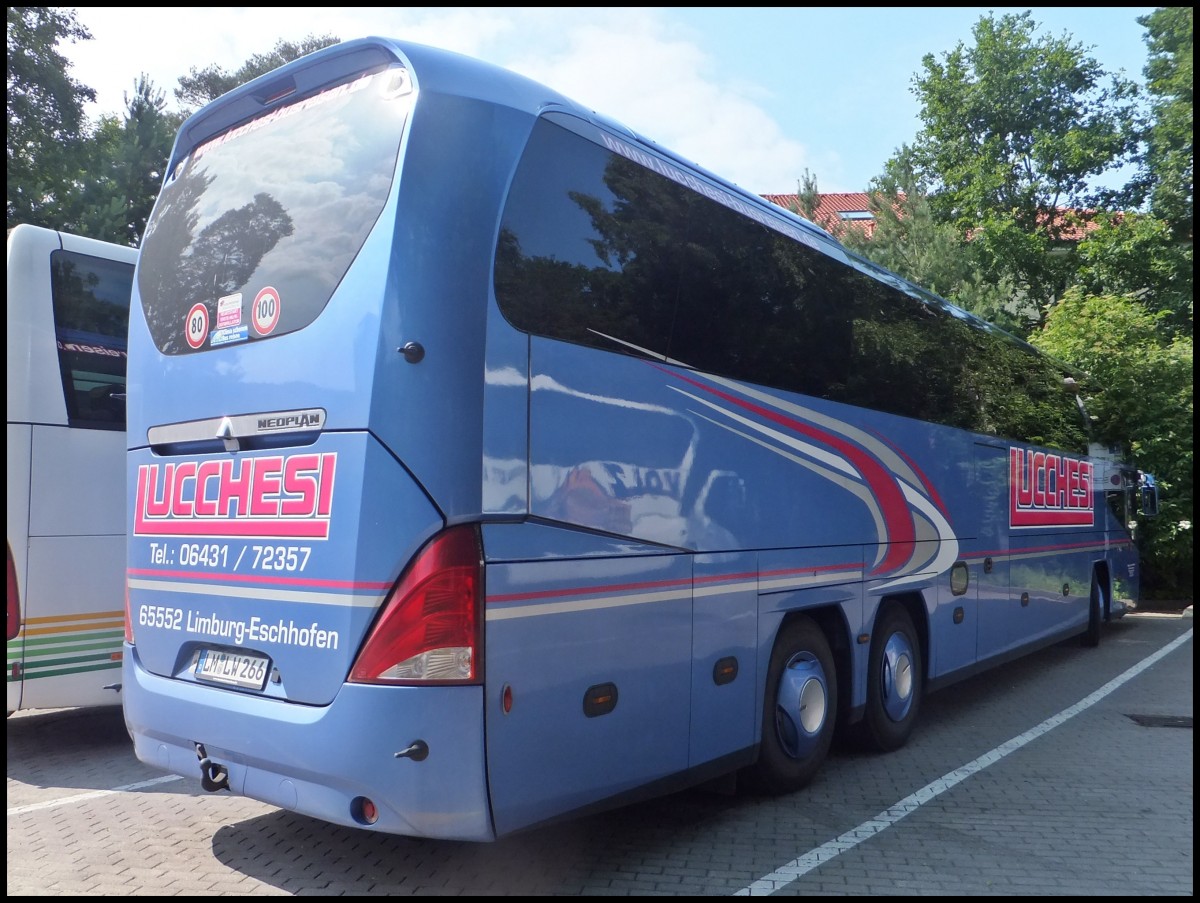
[7,544,20,642]
[349,525,482,684]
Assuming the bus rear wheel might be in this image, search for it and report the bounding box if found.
[859,603,922,753]
[744,615,837,795]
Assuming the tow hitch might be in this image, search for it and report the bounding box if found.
[194,742,230,792]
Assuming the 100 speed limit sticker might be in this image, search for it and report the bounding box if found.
[253,286,281,335]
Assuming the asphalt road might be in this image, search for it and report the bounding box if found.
[7,610,1193,896]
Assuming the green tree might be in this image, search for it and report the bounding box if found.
[785,168,828,229]
[894,11,1142,320]
[1132,7,1193,242]
[803,11,1191,596]
[1073,211,1193,337]
[71,76,182,246]
[1032,288,1193,598]
[910,11,1141,227]
[6,7,94,229]
[842,152,1026,331]
[174,34,340,113]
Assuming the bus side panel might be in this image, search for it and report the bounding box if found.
[690,552,758,768]
[30,424,126,537]
[481,306,530,516]
[527,341,703,549]
[930,564,979,678]
[372,94,533,521]
[975,442,1103,660]
[974,444,1017,659]
[20,534,124,710]
[526,338,975,564]
[1010,532,1094,641]
[483,550,692,837]
[18,368,126,710]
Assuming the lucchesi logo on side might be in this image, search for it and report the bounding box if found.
[1008,447,1094,528]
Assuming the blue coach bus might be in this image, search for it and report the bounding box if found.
[122,37,1158,841]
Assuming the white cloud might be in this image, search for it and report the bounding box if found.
[63,7,815,195]
[502,16,813,193]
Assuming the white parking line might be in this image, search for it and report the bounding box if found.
[7,774,184,816]
[734,628,1193,895]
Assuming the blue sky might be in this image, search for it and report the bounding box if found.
[61,7,1158,195]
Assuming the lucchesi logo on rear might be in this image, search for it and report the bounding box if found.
[134,452,337,539]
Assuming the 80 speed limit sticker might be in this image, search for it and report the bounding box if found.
[185,302,209,349]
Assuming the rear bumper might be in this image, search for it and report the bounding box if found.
[122,646,494,841]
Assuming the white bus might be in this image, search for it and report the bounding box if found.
[7,223,137,715]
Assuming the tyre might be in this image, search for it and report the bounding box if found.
[1082,578,1104,648]
[744,615,838,794]
[859,603,922,753]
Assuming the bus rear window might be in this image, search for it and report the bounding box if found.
[136,67,410,355]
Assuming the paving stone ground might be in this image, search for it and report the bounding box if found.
[8,611,1192,896]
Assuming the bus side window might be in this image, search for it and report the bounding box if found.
[50,249,133,429]
[79,383,126,422]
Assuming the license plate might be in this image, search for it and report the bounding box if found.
[194,648,270,690]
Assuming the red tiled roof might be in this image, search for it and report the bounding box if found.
[761,192,885,237]
[1039,208,1107,241]
[762,192,1102,242]
[761,192,872,216]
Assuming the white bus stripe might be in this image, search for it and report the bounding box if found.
[693,579,760,598]
[488,572,864,619]
[757,572,864,594]
[127,577,379,607]
[487,588,692,620]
